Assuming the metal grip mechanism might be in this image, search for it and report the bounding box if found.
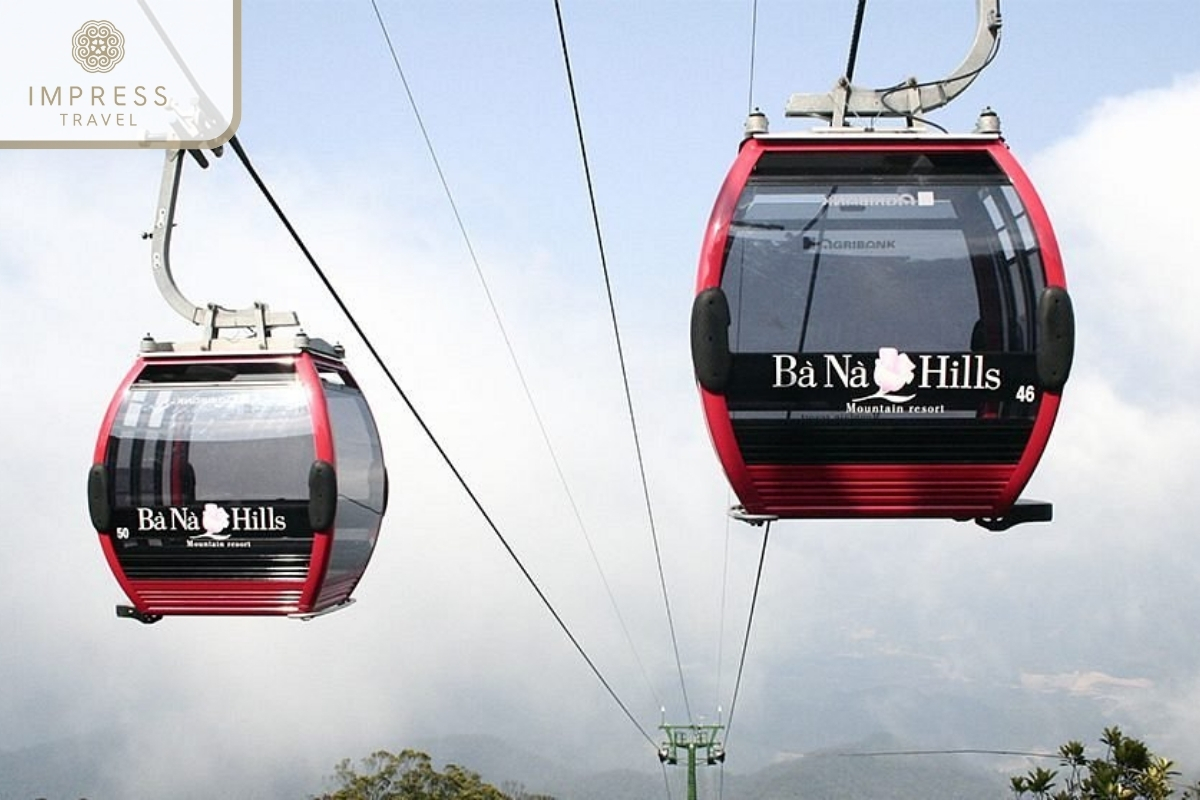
[783,0,1003,128]
[148,146,300,348]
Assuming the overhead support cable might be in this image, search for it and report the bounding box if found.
[368,0,664,714]
[746,0,759,114]
[841,748,1060,759]
[722,520,770,745]
[225,134,657,750]
[552,0,695,727]
[714,502,733,718]
[844,0,868,83]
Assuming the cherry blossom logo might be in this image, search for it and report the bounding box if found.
[854,347,917,403]
[194,503,232,540]
[72,20,125,74]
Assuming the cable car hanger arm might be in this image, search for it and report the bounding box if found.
[784,0,1001,127]
[148,147,300,345]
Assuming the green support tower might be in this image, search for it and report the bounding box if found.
[658,723,726,800]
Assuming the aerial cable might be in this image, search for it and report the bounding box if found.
[873,2,1001,130]
[711,501,732,800]
[844,0,868,83]
[714,498,733,714]
[876,39,1000,130]
[746,0,759,114]
[368,0,664,714]
[552,0,695,725]
[722,520,770,745]
[225,134,657,749]
[840,749,1059,759]
[838,0,869,124]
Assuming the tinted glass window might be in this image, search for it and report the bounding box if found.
[107,382,313,509]
[323,383,386,581]
[721,165,1042,356]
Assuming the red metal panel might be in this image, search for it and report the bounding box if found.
[742,463,1014,518]
[93,357,150,610]
[295,352,336,612]
[128,580,306,615]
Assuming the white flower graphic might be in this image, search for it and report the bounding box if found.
[874,347,916,394]
[194,503,232,540]
[853,347,917,403]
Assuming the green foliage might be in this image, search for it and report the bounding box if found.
[498,781,556,800]
[314,748,542,800]
[1010,727,1200,800]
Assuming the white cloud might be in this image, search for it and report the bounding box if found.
[3,54,1200,797]
[1020,671,1154,698]
[1027,72,1200,399]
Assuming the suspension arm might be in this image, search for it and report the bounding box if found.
[149,148,299,340]
[784,0,1002,126]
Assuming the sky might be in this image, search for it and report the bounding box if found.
[2,1,1200,797]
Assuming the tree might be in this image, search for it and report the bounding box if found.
[1010,727,1200,800]
[498,781,556,800]
[313,749,554,800]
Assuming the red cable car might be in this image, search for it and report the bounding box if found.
[691,129,1073,529]
[88,337,388,621]
[86,147,390,621]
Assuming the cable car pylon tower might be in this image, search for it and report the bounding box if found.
[658,712,726,800]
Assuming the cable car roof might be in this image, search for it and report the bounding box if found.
[136,332,346,361]
[748,128,1002,144]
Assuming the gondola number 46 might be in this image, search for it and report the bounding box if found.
[1015,385,1037,402]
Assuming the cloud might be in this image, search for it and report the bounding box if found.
[1027,72,1200,401]
[0,144,686,791]
[3,53,1200,798]
[1020,671,1154,698]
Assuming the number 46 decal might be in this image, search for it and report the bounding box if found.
[1015,385,1037,402]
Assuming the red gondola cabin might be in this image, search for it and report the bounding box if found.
[87,338,387,621]
[691,132,1073,529]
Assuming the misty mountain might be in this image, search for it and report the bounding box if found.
[1,730,1013,800]
[415,732,1013,800]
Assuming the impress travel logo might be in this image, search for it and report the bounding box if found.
[72,20,126,73]
[1,2,240,147]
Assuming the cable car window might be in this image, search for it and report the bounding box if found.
[721,176,1040,357]
[323,384,386,584]
[133,360,297,384]
[106,383,313,509]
